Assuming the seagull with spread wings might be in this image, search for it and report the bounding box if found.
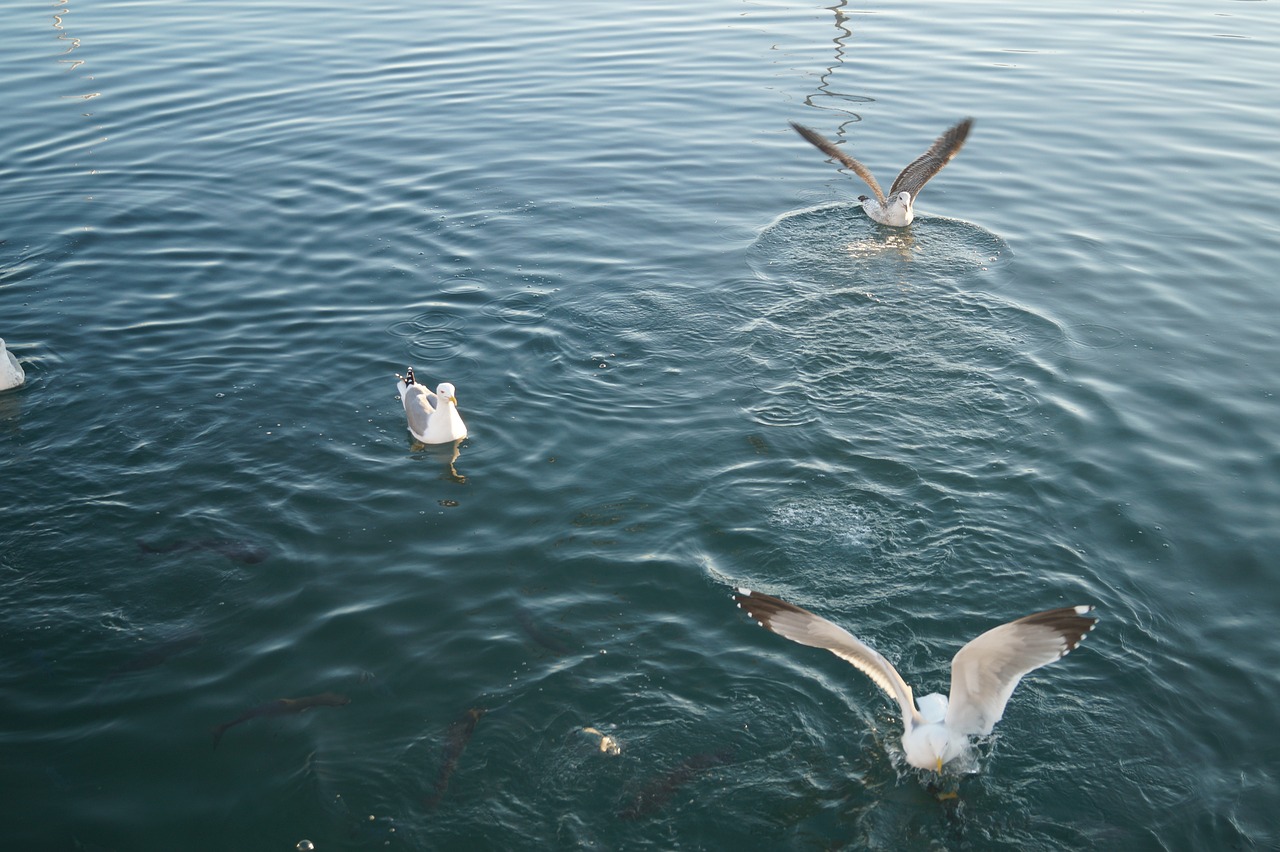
[790,118,973,226]
[733,587,1096,772]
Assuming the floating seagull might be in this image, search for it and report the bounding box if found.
[790,118,973,226]
[1,338,25,391]
[733,587,1096,772]
[395,366,467,444]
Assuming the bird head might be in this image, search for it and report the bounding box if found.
[890,191,913,212]
[435,382,459,405]
[881,191,915,225]
[904,723,954,773]
[925,727,951,772]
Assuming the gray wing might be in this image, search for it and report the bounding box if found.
[888,118,973,201]
[790,122,887,208]
[945,605,1097,737]
[398,380,436,439]
[734,588,920,726]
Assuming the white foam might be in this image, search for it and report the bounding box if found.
[769,499,876,548]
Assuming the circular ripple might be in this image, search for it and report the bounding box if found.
[401,351,482,380]
[388,308,470,360]
[404,333,465,359]
[482,291,550,325]
[386,320,424,338]
[1060,322,1126,360]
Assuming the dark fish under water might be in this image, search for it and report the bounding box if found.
[618,750,734,820]
[423,707,486,810]
[137,537,269,564]
[103,629,204,682]
[515,608,572,656]
[211,692,349,748]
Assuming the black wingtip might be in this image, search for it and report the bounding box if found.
[731,588,759,622]
[789,121,824,146]
[1016,605,1099,658]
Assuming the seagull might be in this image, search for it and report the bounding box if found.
[732,587,1096,772]
[0,338,25,391]
[790,118,973,226]
[395,366,467,444]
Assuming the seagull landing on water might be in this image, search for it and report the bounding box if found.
[790,118,973,227]
[395,366,468,444]
[733,588,1096,773]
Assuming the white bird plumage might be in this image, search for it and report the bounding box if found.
[0,338,25,391]
[733,587,1097,772]
[790,118,973,226]
[395,366,467,444]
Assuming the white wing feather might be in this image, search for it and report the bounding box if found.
[734,589,921,727]
[946,606,1097,736]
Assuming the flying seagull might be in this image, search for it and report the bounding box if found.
[732,587,1096,772]
[790,118,973,226]
[395,366,468,444]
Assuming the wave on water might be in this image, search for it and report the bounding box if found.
[734,205,1051,453]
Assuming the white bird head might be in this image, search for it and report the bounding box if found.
[435,382,458,405]
[887,191,915,225]
[903,723,961,772]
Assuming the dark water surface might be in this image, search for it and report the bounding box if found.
[3,1,1278,849]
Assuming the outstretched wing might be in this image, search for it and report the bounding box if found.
[888,118,973,202]
[945,605,1097,737]
[733,588,919,726]
[790,122,887,208]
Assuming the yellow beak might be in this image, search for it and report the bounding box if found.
[936,757,943,773]
[448,396,458,405]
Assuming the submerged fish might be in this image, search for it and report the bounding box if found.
[515,608,572,656]
[137,538,269,564]
[211,692,349,748]
[103,629,204,682]
[423,707,486,810]
[618,750,734,820]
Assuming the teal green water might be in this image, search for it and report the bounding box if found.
[2,1,1278,849]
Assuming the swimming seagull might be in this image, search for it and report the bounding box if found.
[732,587,1096,772]
[395,366,468,444]
[0,338,24,391]
[790,118,973,226]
